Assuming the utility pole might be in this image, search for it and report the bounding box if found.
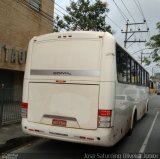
[122,21,149,48]
[124,21,129,48]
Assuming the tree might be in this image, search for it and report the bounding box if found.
[54,0,111,33]
[144,21,160,65]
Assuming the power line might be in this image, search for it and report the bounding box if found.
[136,42,142,51]
[136,0,151,39]
[54,2,79,23]
[132,47,154,54]
[127,42,135,49]
[135,0,146,20]
[54,7,66,17]
[126,0,145,40]
[118,0,149,49]
[54,12,63,19]
[121,0,136,23]
[120,0,145,43]
[17,0,54,26]
[112,0,145,48]
[130,45,136,54]
[106,15,122,30]
[54,2,69,15]
[111,0,151,60]
[112,0,128,23]
[136,2,150,43]
[53,1,79,22]
[133,0,151,40]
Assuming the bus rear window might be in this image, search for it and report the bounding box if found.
[31,40,101,73]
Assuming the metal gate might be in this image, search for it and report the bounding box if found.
[0,88,22,126]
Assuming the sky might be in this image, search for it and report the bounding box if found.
[54,0,160,74]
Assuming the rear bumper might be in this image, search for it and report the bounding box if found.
[22,119,114,147]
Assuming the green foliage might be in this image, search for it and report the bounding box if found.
[54,16,65,32]
[145,21,160,65]
[143,56,151,65]
[53,0,111,33]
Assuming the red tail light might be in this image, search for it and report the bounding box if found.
[98,110,112,128]
[21,103,28,108]
[98,110,112,117]
[21,103,28,118]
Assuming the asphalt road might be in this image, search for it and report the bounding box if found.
[8,95,160,159]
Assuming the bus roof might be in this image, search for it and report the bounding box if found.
[32,31,113,42]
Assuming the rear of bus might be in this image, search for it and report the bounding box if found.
[21,31,116,147]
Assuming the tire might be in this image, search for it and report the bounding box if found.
[128,127,132,136]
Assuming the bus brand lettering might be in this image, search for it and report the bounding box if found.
[53,72,72,75]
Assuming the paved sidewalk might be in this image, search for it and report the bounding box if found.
[0,123,37,153]
[0,123,25,145]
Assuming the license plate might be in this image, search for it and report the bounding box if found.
[52,119,66,127]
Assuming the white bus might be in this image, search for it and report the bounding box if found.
[21,31,149,147]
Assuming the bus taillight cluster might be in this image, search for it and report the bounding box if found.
[98,110,112,128]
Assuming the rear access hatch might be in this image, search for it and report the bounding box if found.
[28,83,99,130]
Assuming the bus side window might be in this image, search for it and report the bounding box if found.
[116,44,127,83]
[127,56,131,83]
[131,59,135,84]
[116,43,149,87]
[116,45,123,82]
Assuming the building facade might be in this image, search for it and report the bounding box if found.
[0,0,53,89]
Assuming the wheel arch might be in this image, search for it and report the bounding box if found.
[131,105,137,130]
